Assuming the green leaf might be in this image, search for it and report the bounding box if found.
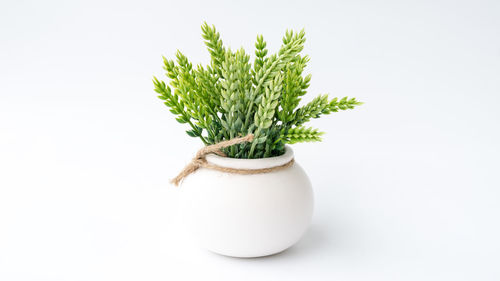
[255,136,267,144]
[186,129,199,137]
[176,116,188,123]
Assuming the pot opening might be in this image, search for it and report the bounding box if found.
[205,145,294,170]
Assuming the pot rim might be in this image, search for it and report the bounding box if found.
[205,145,294,170]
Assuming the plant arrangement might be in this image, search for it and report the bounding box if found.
[153,23,362,159]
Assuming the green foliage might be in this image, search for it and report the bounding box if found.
[283,126,324,144]
[153,23,362,158]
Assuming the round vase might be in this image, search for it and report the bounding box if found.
[179,146,314,258]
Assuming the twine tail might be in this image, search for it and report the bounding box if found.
[170,160,202,186]
[171,134,255,186]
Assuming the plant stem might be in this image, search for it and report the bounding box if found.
[229,130,235,156]
[248,128,261,157]
[187,119,208,145]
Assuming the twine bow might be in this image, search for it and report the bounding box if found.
[171,134,294,186]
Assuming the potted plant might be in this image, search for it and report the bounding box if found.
[153,23,362,258]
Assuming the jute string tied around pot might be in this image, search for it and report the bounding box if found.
[171,134,295,186]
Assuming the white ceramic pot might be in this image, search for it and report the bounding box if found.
[180,146,314,258]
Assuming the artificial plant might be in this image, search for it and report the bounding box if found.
[153,23,362,159]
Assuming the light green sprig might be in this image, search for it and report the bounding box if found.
[284,126,324,144]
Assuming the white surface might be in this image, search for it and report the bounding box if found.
[1,0,499,280]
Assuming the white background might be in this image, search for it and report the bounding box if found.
[1,0,499,280]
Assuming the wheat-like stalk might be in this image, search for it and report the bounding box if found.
[153,23,362,158]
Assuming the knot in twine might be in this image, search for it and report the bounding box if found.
[171,134,295,186]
